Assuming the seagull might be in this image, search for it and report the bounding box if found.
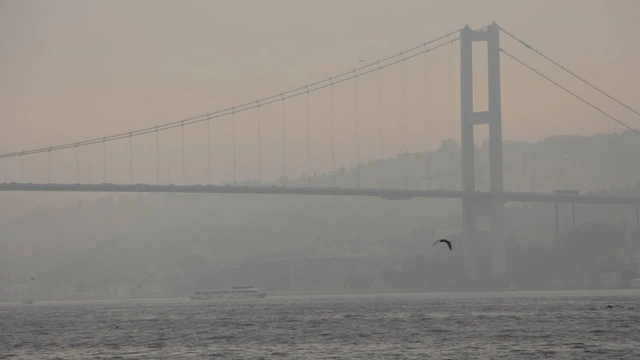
[433,239,452,251]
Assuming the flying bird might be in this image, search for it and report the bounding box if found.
[433,239,452,251]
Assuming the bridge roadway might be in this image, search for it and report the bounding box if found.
[1,183,640,205]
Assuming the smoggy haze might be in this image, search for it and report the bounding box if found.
[1,0,639,185]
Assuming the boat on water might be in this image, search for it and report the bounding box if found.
[22,299,34,305]
[190,285,266,300]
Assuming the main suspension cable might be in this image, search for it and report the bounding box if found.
[501,49,640,137]
[499,26,640,120]
[0,31,462,160]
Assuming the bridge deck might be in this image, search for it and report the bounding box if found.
[1,183,639,205]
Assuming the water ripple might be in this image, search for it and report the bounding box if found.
[1,291,640,359]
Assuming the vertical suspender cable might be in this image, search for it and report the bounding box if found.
[75,143,79,184]
[207,113,211,185]
[129,132,133,184]
[281,95,287,187]
[451,40,457,190]
[330,82,336,187]
[447,36,454,190]
[256,102,262,185]
[401,56,408,190]
[47,148,51,184]
[20,153,23,183]
[306,88,311,186]
[424,49,431,190]
[378,64,384,189]
[181,120,185,186]
[103,138,107,184]
[155,126,159,185]
[354,73,360,189]
[232,107,236,186]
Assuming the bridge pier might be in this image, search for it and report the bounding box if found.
[460,23,506,278]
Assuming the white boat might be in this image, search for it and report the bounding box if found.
[190,285,266,300]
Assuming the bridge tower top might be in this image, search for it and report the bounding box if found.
[460,22,503,193]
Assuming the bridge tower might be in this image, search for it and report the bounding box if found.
[460,23,506,277]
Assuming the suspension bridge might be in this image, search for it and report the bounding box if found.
[2,23,640,277]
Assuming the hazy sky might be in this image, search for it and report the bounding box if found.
[1,0,639,185]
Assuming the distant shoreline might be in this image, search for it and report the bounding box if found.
[3,286,640,304]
